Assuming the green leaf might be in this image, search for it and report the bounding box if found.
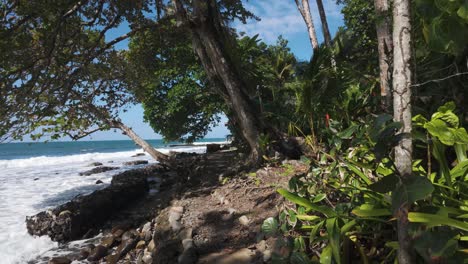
[313,193,327,203]
[309,221,324,244]
[290,252,311,264]
[297,215,321,222]
[346,163,372,185]
[320,244,333,264]
[336,125,359,139]
[369,174,399,193]
[414,230,459,262]
[392,176,434,213]
[425,119,456,145]
[457,1,468,21]
[352,208,392,217]
[262,217,279,236]
[340,220,357,235]
[293,236,307,252]
[277,189,335,217]
[451,160,468,179]
[326,218,341,264]
[408,212,468,231]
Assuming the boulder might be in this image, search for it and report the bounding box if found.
[48,257,72,264]
[123,160,149,166]
[79,166,118,176]
[206,144,221,153]
[88,162,103,167]
[95,180,103,184]
[25,166,165,242]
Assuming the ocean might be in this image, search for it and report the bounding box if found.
[0,139,225,263]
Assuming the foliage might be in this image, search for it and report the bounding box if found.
[265,103,468,263]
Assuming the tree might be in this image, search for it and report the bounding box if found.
[392,0,414,263]
[316,0,333,48]
[294,0,319,50]
[0,0,169,162]
[374,0,392,111]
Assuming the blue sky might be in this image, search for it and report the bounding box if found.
[82,0,344,141]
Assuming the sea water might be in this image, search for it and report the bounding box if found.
[0,139,224,263]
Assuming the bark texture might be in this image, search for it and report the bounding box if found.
[374,0,393,112]
[294,0,319,50]
[392,0,414,263]
[315,0,332,48]
[172,0,263,163]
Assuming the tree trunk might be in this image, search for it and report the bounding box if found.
[172,0,263,164]
[294,0,319,51]
[315,0,332,48]
[392,0,414,263]
[85,102,169,163]
[374,0,392,112]
[113,120,169,163]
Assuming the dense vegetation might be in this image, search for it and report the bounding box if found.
[1,0,468,263]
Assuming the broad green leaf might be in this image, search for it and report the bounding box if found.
[458,1,468,21]
[451,160,468,179]
[346,163,372,185]
[297,215,321,221]
[326,218,341,264]
[262,217,279,236]
[340,220,357,235]
[392,177,434,213]
[313,193,326,203]
[309,221,324,244]
[425,119,456,145]
[369,174,399,193]
[320,244,333,264]
[277,189,335,217]
[352,208,392,217]
[293,236,306,252]
[408,212,468,231]
[337,125,359,139]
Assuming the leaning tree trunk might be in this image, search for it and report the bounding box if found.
[315,0,332,48]
[294,0,319,51]
[374,0,393,112]
[172,0,263,164]
[86,103,169,163]
[112,120,169,162]
[392,0,414,263]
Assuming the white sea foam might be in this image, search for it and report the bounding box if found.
[0,144,209,264]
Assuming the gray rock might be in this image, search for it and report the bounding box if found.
[238,215,250,226]
[48,257,71,264]
[132,153,146,157]
[95,180,103,184]
[79,166,118,176]
[123,160,149,166]
[88,162,103,166]
[87,245,108,261]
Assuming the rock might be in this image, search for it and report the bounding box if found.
[48,257,72,264]
[141,222,152,241]
[101,236,115,248]
[136,240,146,249]
[147,239,156,252]
[87,245,108,261]
[142,252,153,264]
[132,153,146,157]
[105,253,120,264]
[88,162,103,166]
[122,229,139,241]
[79,245,93,260]
[26,167,155,242]
[79,166,118,176]
[238,215,250,226]
[169,206,184,232]
[123,160,149,166]
[198,248,254,264]
[112,229,125,239]
[116,238,137,259]
[95,180,103,184]
[263,249,272,262]
[206,144,221,153]
[34,178,39,181]
[256,240,267,252]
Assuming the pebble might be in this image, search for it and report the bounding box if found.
[238,215,250,226]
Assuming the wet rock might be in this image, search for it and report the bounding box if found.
[48,257,72,264]
[105,253,120,264]
[87,244,108,261]
[34,178,39,181]
[238,215,250,226]
[26,167,154,242]
[112,229,125,239]
[141,222,152,241]
[142,252,153,264]
[79,245,93,260]
[101,236,115,248]
[123,160,148,166]
[206,144,221,153]
[122,229,139,241]
[79,166,118,176]
[132,153,146,157]
[116,238,137,258]
[95,180,103,184]
[88,162,103,166]
[136,240,146,249]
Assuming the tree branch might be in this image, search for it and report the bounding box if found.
[411,72,468,87]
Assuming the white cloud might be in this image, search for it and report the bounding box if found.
[234,0,343,43]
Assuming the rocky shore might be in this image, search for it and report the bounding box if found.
[27,148,308,264]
